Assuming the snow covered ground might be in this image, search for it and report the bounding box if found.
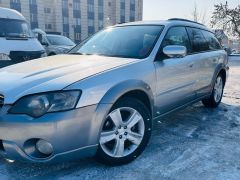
[0,58,240,179]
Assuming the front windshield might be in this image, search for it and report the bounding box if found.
[0,18,33,38]
[46,35,75,46]
[70,25,164,59]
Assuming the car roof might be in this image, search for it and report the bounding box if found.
[115,19,212,33]
[0,7,25,21]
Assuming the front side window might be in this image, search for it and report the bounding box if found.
[70,25,164,59]
[161,27,191,52]
[187,27,208,53]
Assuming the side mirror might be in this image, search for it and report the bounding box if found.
[37,33,42,42]
[163,45,187,58]
[224,47,231,56]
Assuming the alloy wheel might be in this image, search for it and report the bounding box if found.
[100,107,145,158]
[213,76,223,103]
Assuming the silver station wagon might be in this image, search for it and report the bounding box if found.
[0,19,229,165]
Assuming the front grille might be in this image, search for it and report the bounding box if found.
[9,51,43,63]
[0,95,4,108]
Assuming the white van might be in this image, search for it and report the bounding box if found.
[0,7,46,68]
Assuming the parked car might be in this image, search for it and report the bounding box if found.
[0,19,229,165]
[0,7,46,68]
[33,29,76,56]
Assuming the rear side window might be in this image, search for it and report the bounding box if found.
[186,27,208,53]
[201,30,222,50]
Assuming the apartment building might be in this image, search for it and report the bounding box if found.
[0,0,143,43]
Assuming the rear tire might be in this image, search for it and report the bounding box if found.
[202,74,224,108]
[95,97,152,166]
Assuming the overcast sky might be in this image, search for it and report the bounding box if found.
[143,0,239,25]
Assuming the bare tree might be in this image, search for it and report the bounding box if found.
[211,1,240,39]
[191,2,208,25]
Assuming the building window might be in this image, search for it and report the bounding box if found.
[99,20,103,30]
[88,19,94,27]
[130,0,135,22]
[74,32,81,42]
[45,24,52,30]
[73,0,80,10]
[62,0,69,36]
[62,0,68,9]
[44,7,51,13]
[120,0,125,23]
[29,0,36,4]
[88,4,94,12]
[63,32,69,37]
[29,0,38,13]
[98,0,103,6]
[73,0,81,18]
[88,0,95,36]
[10,0,21,12]
[75,18,81,25]
[30,13,37,22]
[63,17,69,24]
[29,0,38,29]
[98,0,104,23]
[88,26,95,36]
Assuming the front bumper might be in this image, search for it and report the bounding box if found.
[0,104,103,163]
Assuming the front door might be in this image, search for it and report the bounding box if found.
[154,26,196,115]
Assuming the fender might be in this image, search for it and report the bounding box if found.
[92,80,155,144]
[99,79,154,110]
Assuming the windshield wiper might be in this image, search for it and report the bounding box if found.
[69,52,93,55]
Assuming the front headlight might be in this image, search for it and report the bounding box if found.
[0,53,11,61]
[9,90,81,118]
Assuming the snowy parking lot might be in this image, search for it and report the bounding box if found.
[0,58,240,179]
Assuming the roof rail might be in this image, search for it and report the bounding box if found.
[168,18,205,26]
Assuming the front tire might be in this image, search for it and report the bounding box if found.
[95,97,152,166]
[202,74,224,108]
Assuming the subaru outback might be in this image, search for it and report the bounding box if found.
[0,19,229,165]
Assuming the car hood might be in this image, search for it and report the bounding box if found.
[0,55,138,104]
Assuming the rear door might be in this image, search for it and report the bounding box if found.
[154,26,196,114]
[186,27,222,97]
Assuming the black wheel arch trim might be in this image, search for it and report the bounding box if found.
[98,80,154,114]
[211,63,228,90]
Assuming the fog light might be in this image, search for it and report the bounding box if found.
[36,140,53,155]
